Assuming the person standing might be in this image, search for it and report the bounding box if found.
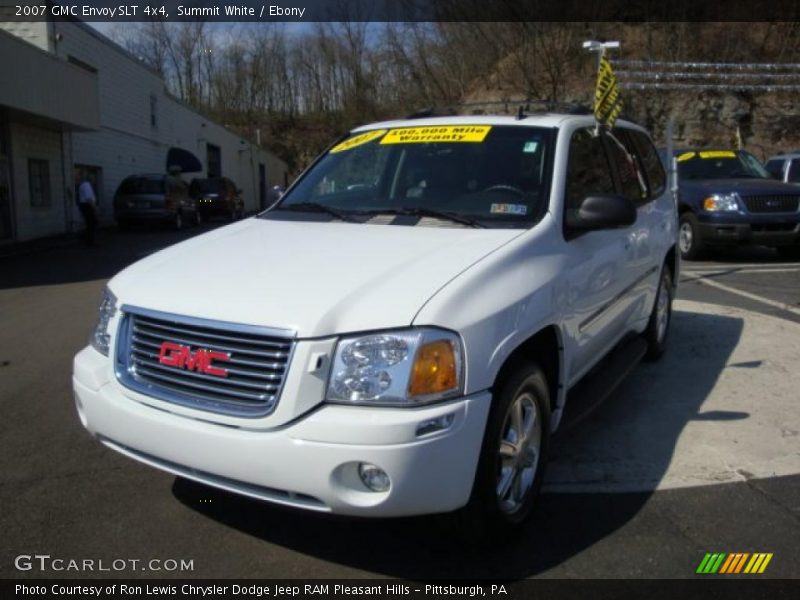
[77,175,97,246]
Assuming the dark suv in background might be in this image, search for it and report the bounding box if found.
[113,174,200,230]
[190,177,244,221]
[667,148,800,260]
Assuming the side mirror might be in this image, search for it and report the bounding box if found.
[565,194,636,232]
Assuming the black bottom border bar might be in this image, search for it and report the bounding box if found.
[4,579,800,600]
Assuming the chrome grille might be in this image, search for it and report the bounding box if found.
[116,306,295,417]
[742,195,799,213]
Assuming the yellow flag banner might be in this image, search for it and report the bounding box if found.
[594,55,623,129]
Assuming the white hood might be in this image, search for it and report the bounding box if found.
[110,218,522,338]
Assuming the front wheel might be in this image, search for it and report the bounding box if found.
[679,213,705,260]
[457,362,550,541]
[643,266,673,361]
[173,211,183,231]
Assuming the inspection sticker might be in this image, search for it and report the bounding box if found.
[380,125,492,145]
[523,141,539,153]
[490,203,528,215]
[699,150,737,159]
[330,129,387,153]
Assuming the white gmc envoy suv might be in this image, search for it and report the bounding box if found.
[73,114,678,535]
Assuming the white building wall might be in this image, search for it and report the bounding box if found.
[69,129,163,224]
[2,19,288,233]
[9,122,68,241]
[60,21,287,216]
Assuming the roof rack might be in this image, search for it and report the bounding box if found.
[405,107,458,119]
[460,99,592,118]
[404,100,593,120]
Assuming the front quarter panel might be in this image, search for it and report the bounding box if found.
[412,215,564,396]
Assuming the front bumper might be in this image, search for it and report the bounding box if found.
[697,214,800,246]
[73,346,491,517]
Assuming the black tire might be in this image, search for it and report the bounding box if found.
[456,362,551,543]
[679,213,705,261]
[643,266,673,362]
[193,210,202,227]
[776,246,800,261]
[117,220,131,232]
[173,211,183,231]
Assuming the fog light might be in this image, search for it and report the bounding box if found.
[358,463,390,492]
[416,413,455,437]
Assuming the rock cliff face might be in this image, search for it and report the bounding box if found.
[459,23,800,161]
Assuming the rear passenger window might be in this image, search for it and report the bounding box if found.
[606,131,647,203]
[630,131,666,198]
[765,160,785,180]
[565,128,615,210]
[788,160,800,183]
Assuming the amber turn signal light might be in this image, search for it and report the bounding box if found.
[408,340,459,396]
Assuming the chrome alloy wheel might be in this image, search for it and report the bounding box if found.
[655,273,671,344]
[679,221,693,255]
[496,392,542,514]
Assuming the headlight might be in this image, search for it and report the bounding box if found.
[326,329,463,406]
[90,287,117,356]
[703,193,740,212]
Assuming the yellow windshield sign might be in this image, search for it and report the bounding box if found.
[380,125,492,145]
[676,152,696,162]
[330,129,387,154]
[699,150,737,159]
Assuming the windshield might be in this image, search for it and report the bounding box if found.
[190,179,224,195]
[264,125,554,228]
[117,177,164,195]
[676,150,770,180]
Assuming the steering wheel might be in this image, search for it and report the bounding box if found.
[482,184,525,197]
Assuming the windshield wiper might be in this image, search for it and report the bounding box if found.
[361,207,486,228]
[278,202,361,223]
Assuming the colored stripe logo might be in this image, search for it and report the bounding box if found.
[697,553,773,574]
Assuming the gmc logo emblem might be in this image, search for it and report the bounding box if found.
[158,341,230,377]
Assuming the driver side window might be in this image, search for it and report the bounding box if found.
[565,129,615,210]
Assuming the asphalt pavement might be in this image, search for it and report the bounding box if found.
[0,229,798,580]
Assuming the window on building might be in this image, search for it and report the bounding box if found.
[206,144,221,178]
[28,159,51,208]
[150,95,158,129]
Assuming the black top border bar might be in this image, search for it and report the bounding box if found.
[2,0,800,22]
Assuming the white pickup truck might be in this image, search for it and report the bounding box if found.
[73,114,678,537]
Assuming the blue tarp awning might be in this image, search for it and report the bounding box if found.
[166,147,203,173]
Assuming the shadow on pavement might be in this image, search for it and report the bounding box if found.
[0,225,220,290]
[172,310,745,579]
[689,245,799,264]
